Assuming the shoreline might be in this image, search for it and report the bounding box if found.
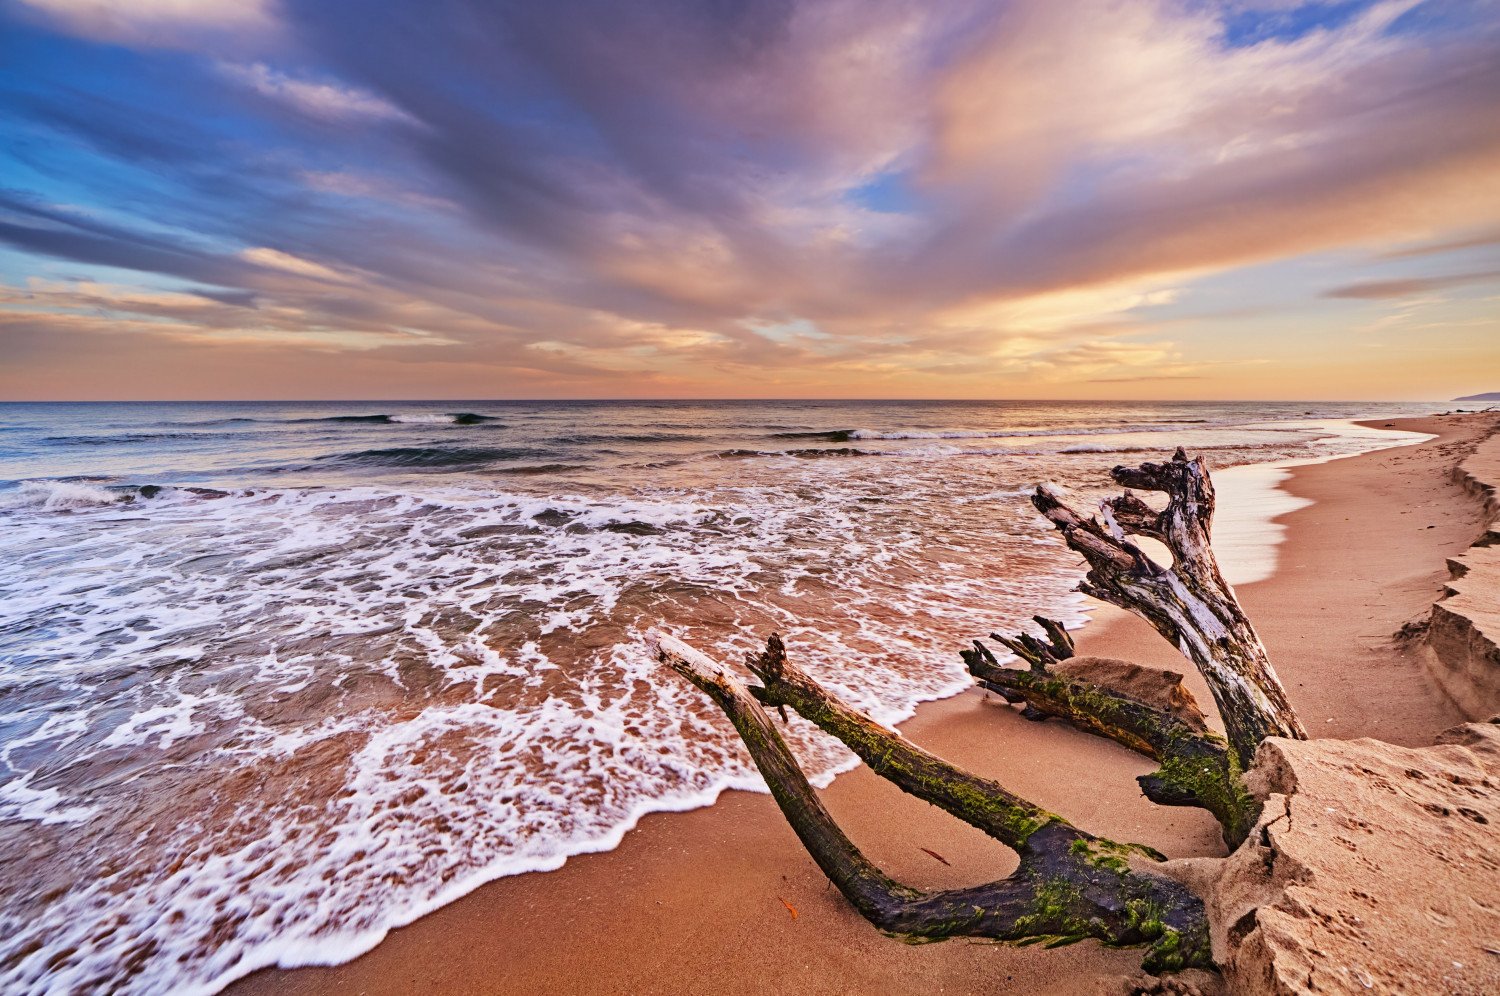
[236,413,1496,995]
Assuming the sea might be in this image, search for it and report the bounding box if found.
[0,399,1438,993]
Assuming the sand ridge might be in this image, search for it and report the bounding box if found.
[1180,722,1500,994]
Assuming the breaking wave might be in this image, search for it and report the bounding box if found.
[9,480,123,510]
[714,446,881,460]
[162,413,506,427]
[767,429,857,442]
[320,446,550,469]
[301,413,504,426]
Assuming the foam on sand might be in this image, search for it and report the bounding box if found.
[1212,420,1433,586]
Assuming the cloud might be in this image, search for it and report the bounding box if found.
[1324,269,1500,299]
[1376,228,1500,259]
[0,217,253,287]
[295,170,454,210]
[239,247,353,283]
[14,0,276,46]
[217,63,414,123]
[1086,374,1207,384]
[2,0,1498,398]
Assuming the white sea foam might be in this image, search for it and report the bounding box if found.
[10,479,121,509]
[0,772,98,826]
[0,476,1054,993]
[389,413,465,424]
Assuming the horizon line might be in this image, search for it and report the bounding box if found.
[0,396,1469,405]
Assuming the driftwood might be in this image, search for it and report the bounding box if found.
[648,450,1306,974]
[651,633,1213,971]
[1032,448,1306,768]
[963,625,1256,848]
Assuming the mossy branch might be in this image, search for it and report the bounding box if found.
[744,632,1057,850]
[650,632,1213,973]
[965,621,1258,848]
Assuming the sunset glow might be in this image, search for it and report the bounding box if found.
[2,0,1497,400]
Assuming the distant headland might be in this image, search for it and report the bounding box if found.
[1456,392,1500,401]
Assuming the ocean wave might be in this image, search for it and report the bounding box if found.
[848,428,1005,440]
[320,446,550,468]
[1055,442,1252,455]
[713,446,880,460]
[4,481,240,511]
[40,433,202,446]
[788,446,880,458]
[557,432,708,445]
[157,413,505,428]
[8,480,124,510]
[300,412,504,426]
[407,413,503,426]
[854,425,1177,441]
[767,429,856,442]
[281,414,392,424]
[493,463,588,476]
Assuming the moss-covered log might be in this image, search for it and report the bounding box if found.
[744,632,1056,850]
[1032,449,1307,767]
[962,625,1258,848]
[650,632,1213,973]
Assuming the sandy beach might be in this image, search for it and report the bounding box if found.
[235,414,1496,996]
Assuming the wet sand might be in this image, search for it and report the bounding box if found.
[237,414,1494,995]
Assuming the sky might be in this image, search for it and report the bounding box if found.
[0,0,1497,401]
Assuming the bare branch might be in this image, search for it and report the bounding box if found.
[989,615,1077,673]
[1033,451,1306,766]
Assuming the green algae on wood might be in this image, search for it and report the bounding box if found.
[652,632,1214,974]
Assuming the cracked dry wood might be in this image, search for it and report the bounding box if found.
[1032,448,1307,768]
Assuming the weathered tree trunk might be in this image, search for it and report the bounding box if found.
[651,632,1213,972]
[1032,449,1306,767]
